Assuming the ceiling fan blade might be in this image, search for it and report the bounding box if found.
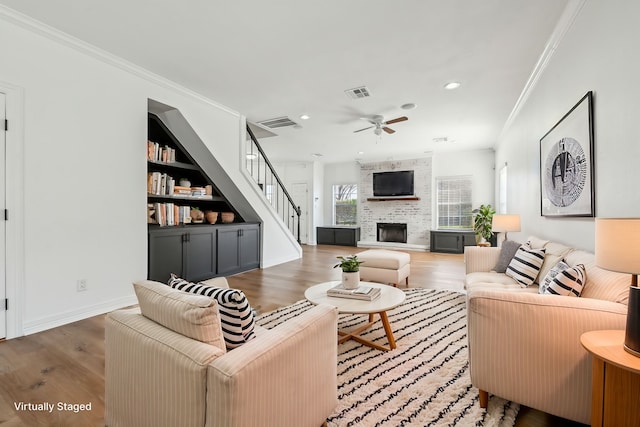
[382,127,395,134]
[354,126,374,133]
[384,116,408,125]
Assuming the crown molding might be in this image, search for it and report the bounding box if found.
[498,0,587,142]
[0,5,239,117]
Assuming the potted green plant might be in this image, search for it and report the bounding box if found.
[472,204,496,245]
[334,255,365,289]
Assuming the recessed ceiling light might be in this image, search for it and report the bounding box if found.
[444,81,461,90]
[401,103,417,110]
[358,151,365,155]
[300,114,310,120]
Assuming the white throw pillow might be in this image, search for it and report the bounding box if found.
[506,245,546,287]
[543,264,586,297]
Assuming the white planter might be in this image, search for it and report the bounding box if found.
[342,271,360,290]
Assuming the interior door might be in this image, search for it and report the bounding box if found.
[0,93,6,339]
[289,183,308,244]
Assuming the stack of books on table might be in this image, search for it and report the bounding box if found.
[327,284,381,301]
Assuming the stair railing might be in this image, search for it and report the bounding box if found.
[245,125,302,243]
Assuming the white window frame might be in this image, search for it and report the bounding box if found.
[332,184,358,226]
[436,176,473,229]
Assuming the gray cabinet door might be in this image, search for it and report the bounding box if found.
[186,228,217,282]
[217,226,241,276]
[238,225,260,270]
[430,232,463,253]
[217,224,260,276]
[148,229,185,283]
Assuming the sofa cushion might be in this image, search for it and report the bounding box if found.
[526,236,549,250]
[465,271,538,293]
[543,264,586,297]
[565,250,630,304]
[133,280,226,350]
[536,241,574,284]
[169,275,256,349]
[506,245,546,287]
[493,240,522,273]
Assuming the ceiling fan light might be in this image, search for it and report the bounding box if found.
[401,103,417,110]
[299,114,310,120]
[374,128,382,136]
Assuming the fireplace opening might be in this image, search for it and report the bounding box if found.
[377,223,407,243]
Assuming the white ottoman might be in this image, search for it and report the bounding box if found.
[357,249,410,287]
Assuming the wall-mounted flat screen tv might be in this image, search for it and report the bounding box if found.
[373,170,414,197]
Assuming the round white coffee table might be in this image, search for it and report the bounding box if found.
[305,281,406,351]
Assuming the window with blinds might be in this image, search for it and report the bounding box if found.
[436,176,473,229]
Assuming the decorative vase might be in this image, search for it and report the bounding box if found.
[221,212,235,223]
[205,211,218,224]
[342,271,360,290]
[191,209,204,223]
[179,178,191,188]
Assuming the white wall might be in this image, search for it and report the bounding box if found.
[322,161,360,225]
[0,12,299,336]
[495,0,640,251]
[431,149,495,228]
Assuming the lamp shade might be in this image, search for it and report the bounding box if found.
[595,218,640,274]
[491,214,521,233]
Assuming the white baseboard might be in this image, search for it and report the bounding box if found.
[22,294,138,336]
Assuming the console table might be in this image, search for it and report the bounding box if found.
[317,226,360,247]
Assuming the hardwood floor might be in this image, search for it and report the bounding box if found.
[0,244,587,426]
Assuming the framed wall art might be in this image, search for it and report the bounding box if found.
[540,91,595,217]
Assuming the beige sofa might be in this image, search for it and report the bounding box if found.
[464,237,630,425]
[105,279,338,427]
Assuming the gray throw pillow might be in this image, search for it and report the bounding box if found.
[493,240,522,273]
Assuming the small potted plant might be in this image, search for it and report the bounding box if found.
[472,204,495,246]
[334,255,364,289]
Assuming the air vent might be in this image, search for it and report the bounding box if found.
[257,116,298,129]
[345,86,371,99]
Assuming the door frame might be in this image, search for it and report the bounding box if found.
[0,81,25,339]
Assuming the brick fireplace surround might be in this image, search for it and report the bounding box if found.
[357,158,432,251]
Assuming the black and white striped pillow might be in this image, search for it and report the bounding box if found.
[506,245,546,287]
[543,264,586,297]
[539,260,570,294]
[168,275,256,349]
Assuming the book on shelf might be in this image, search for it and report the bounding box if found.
[327,284,381,301]
[147,140,176,163]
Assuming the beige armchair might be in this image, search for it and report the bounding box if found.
[105,280,338,427]
[465,244,629,424]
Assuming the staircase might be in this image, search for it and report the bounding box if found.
[245,125,302,243]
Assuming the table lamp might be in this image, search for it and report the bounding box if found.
[491,214,521,245]
[595,218,640,357]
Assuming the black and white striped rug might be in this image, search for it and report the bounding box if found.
[257,288,519,427]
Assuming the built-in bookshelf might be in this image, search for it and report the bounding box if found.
[147,113,236,227]
[146,112,260,282]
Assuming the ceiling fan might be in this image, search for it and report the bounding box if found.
[353,115,408,136]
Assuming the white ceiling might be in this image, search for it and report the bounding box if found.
[0,0,569,164]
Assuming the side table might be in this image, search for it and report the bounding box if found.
[580,330,640,427]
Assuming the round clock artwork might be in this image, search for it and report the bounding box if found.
[544,137,588,207]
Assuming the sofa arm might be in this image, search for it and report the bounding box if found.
[206,304,338,427]
[105,308,225,427]
[464,246,501,274]
[467,290,627,424]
